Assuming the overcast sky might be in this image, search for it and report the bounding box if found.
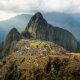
[0,0,80,20]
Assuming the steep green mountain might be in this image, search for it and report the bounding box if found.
[22,12,80,52]
[1,12,80,59]
[1,12,80,43]
[0,12,80,80]
[0,28,22,58]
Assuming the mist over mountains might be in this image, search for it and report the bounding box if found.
[0,12,80,58]
[43,12,80,41]
[0,12,80,42]
[0,14,31,42]
[0,12,80,80]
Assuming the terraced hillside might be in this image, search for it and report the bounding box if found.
[0,39,80,80]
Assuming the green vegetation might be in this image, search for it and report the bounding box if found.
[31,43,39,48]
[6,70,21,80]
[0,39,80,80]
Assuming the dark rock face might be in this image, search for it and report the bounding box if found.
[0,42,3,53]
[3,28,21,49]
[24,12,80,52]
[0,28,22,58]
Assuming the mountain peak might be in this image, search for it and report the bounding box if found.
[9,28,18,34]
[28,12,44,22]
[1,27,22,58]
[6,28,21,42]
[34,12,43,18]
[3,28,21,47]
[26,12,48,31]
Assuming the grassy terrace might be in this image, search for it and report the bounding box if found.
[0,39,80,80]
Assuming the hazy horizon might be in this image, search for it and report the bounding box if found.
[0,0,80,21]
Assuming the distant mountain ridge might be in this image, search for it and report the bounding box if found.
[43,12,80,41]
[0,14,31,42]
[0,12,80,43]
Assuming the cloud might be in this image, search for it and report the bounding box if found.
[0,0,80,14]
[0,0,43,14]
[0,11,17,21]
[43,0,80,13]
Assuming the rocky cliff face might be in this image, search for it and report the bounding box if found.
[23,12,80,52]
[0,28,22,58]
